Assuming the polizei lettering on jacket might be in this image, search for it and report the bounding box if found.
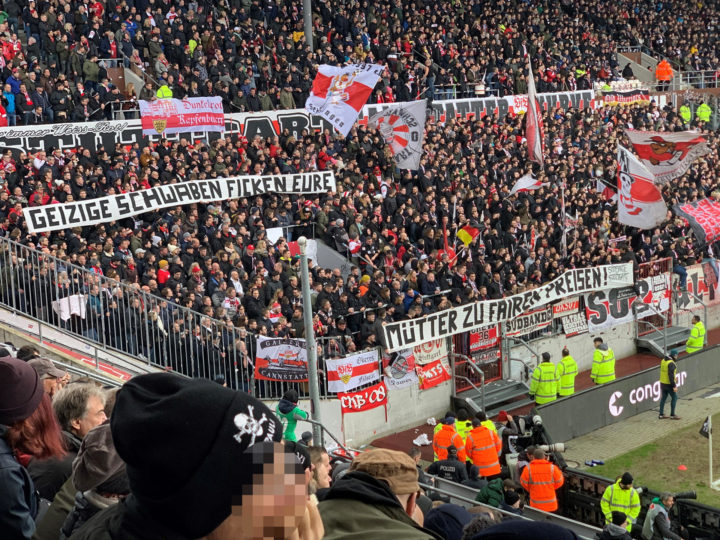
[23,171,337,233]
[382,263,633,351]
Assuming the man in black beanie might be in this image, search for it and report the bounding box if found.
[69,373,324,540]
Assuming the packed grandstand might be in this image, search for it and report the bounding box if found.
[1,0,720,538]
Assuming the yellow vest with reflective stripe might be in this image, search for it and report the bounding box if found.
[686,321,705,353]
[530,362,558,404]
[697,103,712,122]
[481,419,498,435]
[156,85,173,99]
[600,480,641,530]
[659,358,675,385]
[455,420,473,443]
[592,348,616,384]
[556,355,578,396]
[679,105,691,122]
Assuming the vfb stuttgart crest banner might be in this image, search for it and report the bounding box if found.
[625,129,709,184]
[139,97,225,136]
[368,100,426,170]
[326,350,380,393]
[305,63,384,137]
[254,337,308,382]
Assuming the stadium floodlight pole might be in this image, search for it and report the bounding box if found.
[303,0,313,52]
[298,236,322,445]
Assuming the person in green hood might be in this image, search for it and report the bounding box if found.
[642,493,684,540]
[275,389,308,442]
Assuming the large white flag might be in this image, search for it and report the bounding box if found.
[526,59,545,167]
[305,63,384,137]
[368,100,426,170]
[509,174,548,196]
[625,129,710,184]
[617,145,667,229]
[326,350,380,393]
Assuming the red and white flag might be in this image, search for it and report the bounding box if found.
[509,174,548,196]
[525,59,545,166]
[306,63,384,137]
[625,130,709,184]
[326,350,380,393]
[596,178,618,202]
[617,145,667,229]
[139,97,224,135]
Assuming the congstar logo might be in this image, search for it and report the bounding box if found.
[609,391,624,417]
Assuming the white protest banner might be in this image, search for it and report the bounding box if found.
[413,339,448,366]
[585,274,671,332]
[139,97,225,135]
[368,100,426,170]
[383,263,633,351]
[382,349,419,390]
[254,336,308,382]
[326,350,380,393]
[504,306,553,337]
[24,171,336,233]
[562,313,589,337]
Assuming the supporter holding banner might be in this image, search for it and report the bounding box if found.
[138,97,225,135]
[673,198,720,245]
[585,274,671,332]
[254,337,308,382]
[617,145,667,230]
[23,172,337,233]
[326,350,380,393]
[367,100,427,170]
[625,130,709,184]
[305,63,385,137]
[383,264,634,351]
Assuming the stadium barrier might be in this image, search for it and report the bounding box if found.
[537,344,720,442]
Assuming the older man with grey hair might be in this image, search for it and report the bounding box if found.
[642,492,684,540]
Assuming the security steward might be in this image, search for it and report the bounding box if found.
[529,352,558,405]
[426,446,469,484]
[520,448,564,512]
[685,315,705,354]
[659,353,680,420]
[475,410,498,435]
[156,84,173,99]
[556,347,578,397]
[455,408,473,444]
[465,417,502,480]
[433,416,466,462]
[591,337,616,384]
[600,472,642,534]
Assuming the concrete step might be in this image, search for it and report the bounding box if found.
[636,326,690,357]
[453,379,531,416]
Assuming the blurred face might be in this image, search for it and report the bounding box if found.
[314,452,332,489]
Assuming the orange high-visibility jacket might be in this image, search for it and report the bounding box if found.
[465,426,502,477]
[520,458,564,511]
[655,60,674,81]
[432,424,467,462]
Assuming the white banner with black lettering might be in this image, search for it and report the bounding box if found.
[23,171,337,233]
[503,306,553,337]
[562,313,589,336]
[584,273,671,332]
[382,264,634,351]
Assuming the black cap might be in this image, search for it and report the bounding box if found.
[542,352,551,361]
[621,472,633,485]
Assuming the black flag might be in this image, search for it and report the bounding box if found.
[700,416,711,439]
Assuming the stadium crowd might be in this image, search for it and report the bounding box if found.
[0,0,712,125]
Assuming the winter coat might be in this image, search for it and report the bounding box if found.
[0,425,38,539]
[475,477,504,508]
[598,522,632,540]
[319,471,443,540]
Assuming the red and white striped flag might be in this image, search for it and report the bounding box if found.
[509,174,548,196]
[306,63,384,137]
[526,59,545,167]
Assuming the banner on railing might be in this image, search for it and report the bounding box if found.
[383,263,633,351]
[585,274,671,332]
[254,337,308,382]
[326,350,380,393]
[503,306,553,337]
[552,297,581,316]
[139,97,225,135]
[675,261,720,310]
[382,349,419,389]
[23,172,336,233]
[469,325,500,352]
[338,381,388,415]
[0,90,594,157]
[416,358,451,390]
[601,89,650,106]
[561,313,589,336]
[413,339,448,365]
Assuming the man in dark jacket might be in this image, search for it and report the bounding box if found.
[319,448,443,539]
[599,511,632,540]
[426,446,469,484]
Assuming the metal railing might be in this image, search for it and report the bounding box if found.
[0,235,348,400]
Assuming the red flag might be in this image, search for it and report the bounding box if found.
[526,59,545,167]
[287,241,301,257]
[617,145,666,229]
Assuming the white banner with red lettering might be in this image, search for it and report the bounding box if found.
[417,359,451,390]
[413,339,449,365]
[326,350,380,393]
[139,97,225,135]
[338,381,388,415]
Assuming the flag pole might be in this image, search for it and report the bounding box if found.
[561,180,568,259]
[710,415,714,490]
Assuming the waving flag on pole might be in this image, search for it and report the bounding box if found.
[625,130,709,184]
[597,178,618,202]
[509,174,548,196]
[457,225,480,247]
[526,59,545,167]
[305,63,385,137]
[368,100,427,170]
[617,145,667,229]
[673,198,720,245]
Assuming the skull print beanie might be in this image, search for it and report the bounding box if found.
[110,372,282,538]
